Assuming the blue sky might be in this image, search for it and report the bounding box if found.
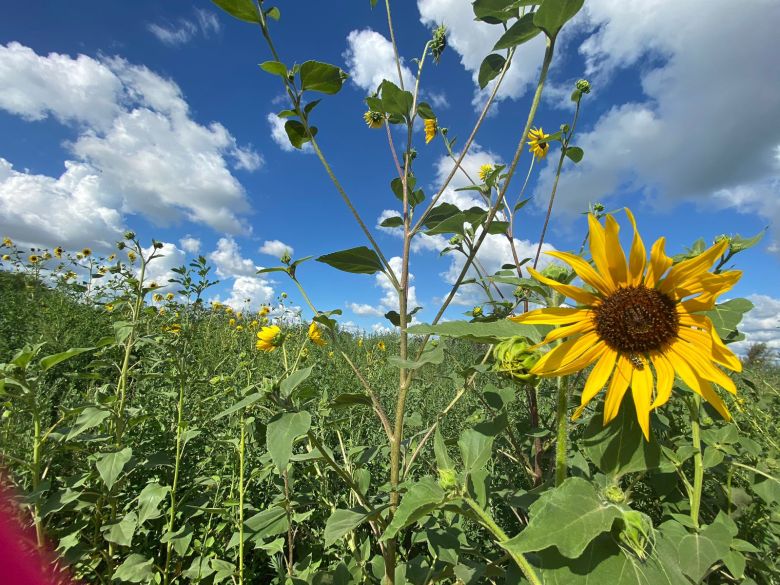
[1,1,779,351]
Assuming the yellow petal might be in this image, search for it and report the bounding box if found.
[658,239,728,296]
[510,307,591,325]
[645,237,673,288]
[680,294,719,313]
[527,267,600,306]
[550,341,607,376]
[625,209,646,287]
[709,328,742,372]
[671,339,737,395]
[665,344,732,419]
[603,354,632,425]
[588,214,615,291]
[541,317,595,345]
[630,357,654,440]
[545,251,613,295]
[573,348,618,419]
[650,352,675,409]
[604,214,628,285]
[532,332,602,375]
[671,270,741,301]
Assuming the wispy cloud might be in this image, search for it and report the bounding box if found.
[148,8,222,46]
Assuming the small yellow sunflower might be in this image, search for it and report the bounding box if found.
[54,246,64,259]
[229,318,236,327]
[166,292,174,301]
[1,254,10,261]
[377,341,387,352]
[478,164,494,182]
[236,325,244,332]
[81,247,92,257]
[2,237,12,247]
[363,110,384,129]
[424,118,438,144]
[527,127,550,159]
[105,303,114,312]
[127,251,137,262]
[510,209,742,439]
[153,293,164,302]
[308,321,326,347]
[108,254,116,262]
[259,306,270,317]
[250,320,259,328]
[256,325,282,352]
[28,254,40,264]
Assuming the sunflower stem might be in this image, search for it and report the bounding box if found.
[688,394,704,529]
[554,376,569,486]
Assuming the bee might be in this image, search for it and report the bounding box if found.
[628,353,645,370]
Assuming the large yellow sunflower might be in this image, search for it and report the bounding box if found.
[510,209,742,439]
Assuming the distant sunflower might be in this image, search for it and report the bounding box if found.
[363,110,384,129]
[54,247,64,259]
[81,247,92,257]
[424,118,438,144]
[308,321,326,347]
[527,127,550,159]
[478,164,494,182]
[510,209,742,439]
[256,325,282,352]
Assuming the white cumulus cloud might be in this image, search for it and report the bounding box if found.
[179,235,201,254]
[209,236,258,278]
[343,29,414,93]
[259,239,294,259]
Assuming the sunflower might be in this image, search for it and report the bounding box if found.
[308,321,326,347]
[527,127,550,159]
[424,118,438,144]
[478,164,494,182]
[256,325,282,352]
[28,254,40,264]
[363,110,384,129]
[81,247,92,257]
[2,237,12,247]
[54,246,64,259]
[377,341,387,352]
[510,209,742,439]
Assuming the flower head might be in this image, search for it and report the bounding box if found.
[54,247,64,259]
[527,127,550,159]
[229,318,236,327]
[510,209,742,439]
[81,247,92,257]
[1,254,10,261]
[166,292,174,301]
[108,254,116,262]
[105,303,114,312]
[127,251,137,262]
[377,341,387,352]
[363,110,384,129]
[28,254,40,264]
[2,237,12,247]
[478,164,494,183]
[424,118,438,144]
[153,293,163,303]
[256,325,283,352]
[258,306,270,317]
[308,321,326,347]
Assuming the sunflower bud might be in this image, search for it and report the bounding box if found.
[153,240,164,250]
[437,467,459,491]
[492,337,541,382]
[124,231,136,240]
[540,264,570,284]
[449,234,463,246]
[280,251,292,265]
[576,79,591,94]
[603,484,626,504]
[431,25,447,63]
[472,306,483,317]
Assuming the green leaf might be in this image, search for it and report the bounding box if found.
[582,398,661,477]
[704,298,753,343]
[66,406,110,440]
[259,61,287,77]
[533,0,584,39]
[102,512,138,547]
[406,320,548,344]
[265,6,281,20]
[96,448,133,491]
[729,229,765,253]
[330,393,373,409]
[284,119,317,149]
[416,102,436,120]
[477,54,506,89]
[317,246,385,275]
[213,392,264,420]
[300,61,347,94]
[678,520,732,583]
[501,477,622,558]
[280,366,313,399]
[473,0,527,24]
[266,411,312,470]
[458,413,506,475]
[380,80,414,119]
[423,202,461,229]
[382,477,446,540]
[565,146,583,163]
[113,554,154,583]
[434,427,454,472]
[137,482,170,524]
[39,347,93,371]
[161,526,193,556]
[245,506,289,541]
[380,216,404,228]
[324,508,372,546]
[388,345,444,370]
[391,176,417,203]
[210,0,259,23]
[492,13,541,51]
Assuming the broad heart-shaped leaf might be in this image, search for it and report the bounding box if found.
[96,448,132,491]
[501,477,622,559]
[380,215,403,228]
[102,511,138,547]
[533,0,584,39]
[284,119,317,149]
[324,508,372,546]
[535,533,684,584]
[39,347,93,371]
[473,0,532,24]
[136,482,170,524]
[66,406,110,440]
[388,345,444,370]
[381,477,446,540]
[582,398,661,477]
[406,320,548,344]
[493,13,541,50]
[266,411,311,470]
[704,298,753,343]
[458,413,507,476]
[565,146,584,163]
[113,553,154,583]
[478,54,506,89]
[678,519,733,583]
[317,246,384,275]
[245,506,289,542]
[300,61,346,94]
[422,202,461,230]
[210,0,259,23]
[380,79,414,119]
[280,366,313,399]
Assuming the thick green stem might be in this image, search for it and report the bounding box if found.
[689,394,704,529]
[163,374,186,584]
[238,415,246,585]
[554,376,569,486]
[464,498,543,585]
[31,409,44,548]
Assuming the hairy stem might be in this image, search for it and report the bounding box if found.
[688,394,704,529]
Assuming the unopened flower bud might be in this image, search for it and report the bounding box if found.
[153,241,164,250]
[576,79,591,94]
[472,306,483,317]
[124,231,136,240]
[431,25,447,64]
[492,337,541,382]
[438,467,458,491]
[449,234,463,246]
[280,251,292,265]
[603,484,626,504]
[592,202,605,213]
[540,264,570,284]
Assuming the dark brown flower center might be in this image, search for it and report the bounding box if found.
[593,285,679,353]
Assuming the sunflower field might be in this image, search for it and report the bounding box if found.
[1,1,779,584]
